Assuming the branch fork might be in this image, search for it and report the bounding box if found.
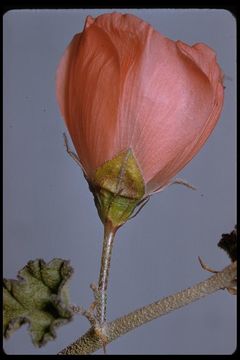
[198,256,237,295]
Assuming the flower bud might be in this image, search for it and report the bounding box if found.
[56,13,224,228]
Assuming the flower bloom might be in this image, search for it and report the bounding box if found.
[56,13,224,227]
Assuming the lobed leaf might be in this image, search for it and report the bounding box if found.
[3,258,74,347]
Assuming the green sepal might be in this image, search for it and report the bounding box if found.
[3,258,74,347]
[90,149,145,228]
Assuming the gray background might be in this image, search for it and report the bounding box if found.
[3,9,236,355]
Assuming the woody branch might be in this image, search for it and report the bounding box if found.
[59,261,236,355]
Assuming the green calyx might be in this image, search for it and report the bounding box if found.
[89,149,145,229]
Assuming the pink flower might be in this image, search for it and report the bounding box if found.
[56,12,224,226]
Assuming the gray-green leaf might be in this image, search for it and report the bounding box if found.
[3,258,74,347]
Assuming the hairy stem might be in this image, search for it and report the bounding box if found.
[59,261,236,355]
[97,223,116,325]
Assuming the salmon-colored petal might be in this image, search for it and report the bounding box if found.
[56,13,154,178]
[88,13,154,152]
[145,42,224,193]
[113,30,221,186]
[56,22,120,177]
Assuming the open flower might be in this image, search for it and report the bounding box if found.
[56,12,224,228]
